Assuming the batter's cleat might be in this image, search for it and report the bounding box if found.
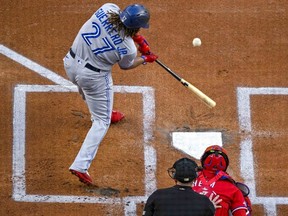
[111,110,125,124]
[69,169,93,185]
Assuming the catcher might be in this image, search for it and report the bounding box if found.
[193,145,252,216]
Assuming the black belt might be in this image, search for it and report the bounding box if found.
[69,48,100,72]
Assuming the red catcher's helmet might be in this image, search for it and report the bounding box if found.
[200,145,229,171]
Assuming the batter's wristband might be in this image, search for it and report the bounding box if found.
[140,56,147,65]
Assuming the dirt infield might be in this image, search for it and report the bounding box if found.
[1,0,288,215]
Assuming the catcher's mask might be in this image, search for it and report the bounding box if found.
[120,4,150,29]
[168,158,198,183]
[200,145,229,171]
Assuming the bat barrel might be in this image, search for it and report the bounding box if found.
[156,59,216,108]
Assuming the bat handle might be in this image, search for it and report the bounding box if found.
[155,59,182,81]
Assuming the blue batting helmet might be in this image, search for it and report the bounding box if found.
[120,4,150,29]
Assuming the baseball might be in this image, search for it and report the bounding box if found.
[192,38,201,47]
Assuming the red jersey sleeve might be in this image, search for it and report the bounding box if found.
[230,188,248,215]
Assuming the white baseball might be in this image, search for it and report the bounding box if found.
[192,38,202,47]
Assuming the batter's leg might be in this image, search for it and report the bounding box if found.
[69,70,113,172]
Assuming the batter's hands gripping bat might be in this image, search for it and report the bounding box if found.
[155,59,216,108]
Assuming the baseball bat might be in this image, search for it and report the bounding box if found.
[155,59,216,108]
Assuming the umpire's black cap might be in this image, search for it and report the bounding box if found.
[169,158,198,183]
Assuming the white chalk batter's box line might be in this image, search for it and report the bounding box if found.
[12,84,156,215]
[237,87,288,216]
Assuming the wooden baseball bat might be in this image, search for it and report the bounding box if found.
[155,59,216,108]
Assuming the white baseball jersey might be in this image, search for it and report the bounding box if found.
[71,3,137,71]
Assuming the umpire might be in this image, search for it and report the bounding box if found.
[142,157,216,216]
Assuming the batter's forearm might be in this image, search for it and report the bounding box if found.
[120,56,145,70]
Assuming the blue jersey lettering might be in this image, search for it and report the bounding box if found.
[95,9,107,22]
[81,22,101,46]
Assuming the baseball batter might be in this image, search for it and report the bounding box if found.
[63,3,158,185]
[192,145,252,216]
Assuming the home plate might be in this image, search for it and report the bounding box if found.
[172,132,223,159]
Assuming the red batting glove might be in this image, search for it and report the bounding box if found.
[138,44,150,55]
[132,34,145,44]
[133,34,150,54]
[141,53,158,64]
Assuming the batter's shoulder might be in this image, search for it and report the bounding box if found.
[101,3,120,12]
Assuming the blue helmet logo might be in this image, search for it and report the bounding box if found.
[120,4,150,29]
